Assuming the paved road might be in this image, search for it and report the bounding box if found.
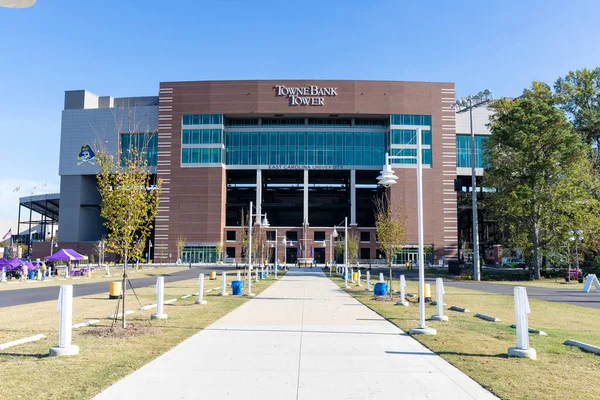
[365,267,600,309]
[95,268,497,400]
[0,266,232,308]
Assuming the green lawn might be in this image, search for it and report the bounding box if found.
[330,272,600,400]
[0,270,284,400]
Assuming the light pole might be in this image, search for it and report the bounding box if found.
[246,201,269,297]
[455,89,493,281]
[377,128,435,336]
[568,230,584,269]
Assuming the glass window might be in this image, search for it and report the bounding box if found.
[192,130,200,144]
[183,115,190,125]
[317,132,325,146]
[307,132,315,147]
[182,148,190,163]
[212,129,221,143]
[182,130,190,144]
[360,232,370,242]
[326,131,334,146]
[422,130,432,145]
[279,132,288,147]
[226,231,236,241]
[297,132,306,147]
[192,115,200,125]
[212,148,221,163]
[191,148,200,163]
[201,115,210,125]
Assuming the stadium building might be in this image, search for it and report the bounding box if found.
[47,80,492,265]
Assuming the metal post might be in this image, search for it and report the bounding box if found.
[575,240,580,269]
[469,103,480,281]
[246,201,254,296]
[409,128,436,335]
[27,202,33,259]
[344,217,348,268]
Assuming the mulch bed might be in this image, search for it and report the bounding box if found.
[82,322,161,339]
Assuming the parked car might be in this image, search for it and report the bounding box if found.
[566,269,583,283]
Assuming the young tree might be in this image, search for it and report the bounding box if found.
[485,82,595,279]
[347,230,360,264]
[176,235,187,262]
[374,192,407,297]
[96,145,161,328]
[215,241,224,263]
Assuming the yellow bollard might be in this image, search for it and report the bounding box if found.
[352,272,358,282]
[209,271,217,280]
[417,283,432,302]
[109,281,122,299]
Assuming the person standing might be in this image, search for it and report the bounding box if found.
[41,262,47,281]
[21,262,28,282]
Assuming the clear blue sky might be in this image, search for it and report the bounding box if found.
[1,0,600,220]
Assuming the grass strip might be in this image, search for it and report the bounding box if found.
[0,270,284,400]
[328,271,600,400]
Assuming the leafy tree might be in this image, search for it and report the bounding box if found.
[347,230,359,264]
[484,81,597,279]
[374,192,407,297]
[176,235,187,261]
[96,146,162,328]
[554,68,600,153]
[215,241,224,263]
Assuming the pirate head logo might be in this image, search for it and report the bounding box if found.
[78,145,96,165]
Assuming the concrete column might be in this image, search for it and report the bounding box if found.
[303,169,309,225]
[350,169,356,225]
[256,169,262,221]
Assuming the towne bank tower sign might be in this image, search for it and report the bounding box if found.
[275,85,338,106]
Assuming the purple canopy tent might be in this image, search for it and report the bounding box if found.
[1,258,24,271]
[44,249,87,262]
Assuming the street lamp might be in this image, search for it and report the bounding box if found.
[377,128,435,336]
[568,230,584,269]
[246,201,269,297]
[455,89,493,282]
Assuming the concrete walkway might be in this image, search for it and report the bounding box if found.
[95,268,497,400]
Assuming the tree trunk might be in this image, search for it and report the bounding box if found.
[122,248,127,329]
[531,222,541,280]
[389,261,393,299]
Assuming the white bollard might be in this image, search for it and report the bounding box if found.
[151,277,168,319]
[37,269,41,280]
[87,267,91,278]
[430,278,447,319]
[220,272,228,296]
[196,273,207,304]
[65,266,70,279]
[1,267,6,282]
[508,286,536,359]
[396,275,408,306]
[274,262,278,279]
[237,271,241,281]
[261,265,265,279]
[255,267,259,283]
[379,272,384,282]
[266,264,270,277]
[105,264,110,276]
[365,271,372,291]
[49,285,79,356]
[350,268,354,283]
[344,266,349,289]
[245,265,254,297]
[357,270,362,287]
